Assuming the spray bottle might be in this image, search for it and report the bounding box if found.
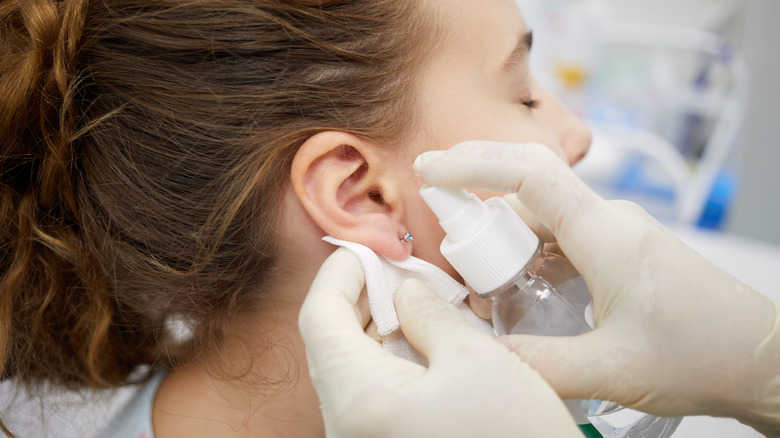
[419,185,682,438]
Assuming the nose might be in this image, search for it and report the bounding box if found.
[560,115,592,165]
[533,82,592,165]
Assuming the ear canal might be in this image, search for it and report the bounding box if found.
[367,187,385,205]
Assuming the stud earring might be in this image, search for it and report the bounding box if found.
[402,232,414,243]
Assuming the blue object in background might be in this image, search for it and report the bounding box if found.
[614,158,677,202]
[697,170,737,230]
[612,158,737,231]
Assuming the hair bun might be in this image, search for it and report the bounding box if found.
[1,0,88,209]
[0,0,110,393]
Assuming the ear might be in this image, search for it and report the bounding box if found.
[291,131,411,260]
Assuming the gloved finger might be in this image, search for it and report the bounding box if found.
[355,280,372,331]
[300,249,403,396]
[299,248,368,337]
[497,331,642,406]
[394,278,492,364]
[502,193,555,243]
[414,141,601,245]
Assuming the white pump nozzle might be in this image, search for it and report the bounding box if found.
[419,187,489,240]
[419,185,541,295]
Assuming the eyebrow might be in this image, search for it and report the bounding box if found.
[501,31,534,74]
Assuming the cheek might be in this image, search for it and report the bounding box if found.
[495,113,568,163]
[427,102,567,161]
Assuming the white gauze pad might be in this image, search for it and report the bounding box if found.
[323,236,494,366]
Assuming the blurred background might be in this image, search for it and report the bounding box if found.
[517,0,780,243]
[515,1,779,436]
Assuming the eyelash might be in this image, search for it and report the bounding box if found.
[522,99,540,110]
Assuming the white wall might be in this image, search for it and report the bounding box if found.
[727,0,780,245]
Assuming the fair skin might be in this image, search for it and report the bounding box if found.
[153,0,591,436]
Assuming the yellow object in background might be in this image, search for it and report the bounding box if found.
[555,62,589,90]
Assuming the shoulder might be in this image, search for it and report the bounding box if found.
[97,369,168,438]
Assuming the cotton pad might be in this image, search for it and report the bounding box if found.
[323,236,493,366]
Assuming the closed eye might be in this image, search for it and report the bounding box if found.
[522,99,539,110]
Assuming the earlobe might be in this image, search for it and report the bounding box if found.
[290,131,412,260]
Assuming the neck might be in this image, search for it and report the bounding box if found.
[154,255,332,437]
[153,190,335,438]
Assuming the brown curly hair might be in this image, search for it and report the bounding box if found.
[0,0,435,434]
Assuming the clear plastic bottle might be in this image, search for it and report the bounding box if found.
[419,186,682,438]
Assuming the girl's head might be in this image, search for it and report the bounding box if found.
[289,0,592,279]
[0,0,589,392]
[0,0,436,389]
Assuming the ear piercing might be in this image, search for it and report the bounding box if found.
[402,232,414,243]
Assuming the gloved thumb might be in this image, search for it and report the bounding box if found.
[394,278,494,364]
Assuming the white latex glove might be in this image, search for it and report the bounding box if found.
[299,247,582,438]
[415,140,780,437]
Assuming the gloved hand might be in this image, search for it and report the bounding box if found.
[299,247,582,438]
[415,140,780,436]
